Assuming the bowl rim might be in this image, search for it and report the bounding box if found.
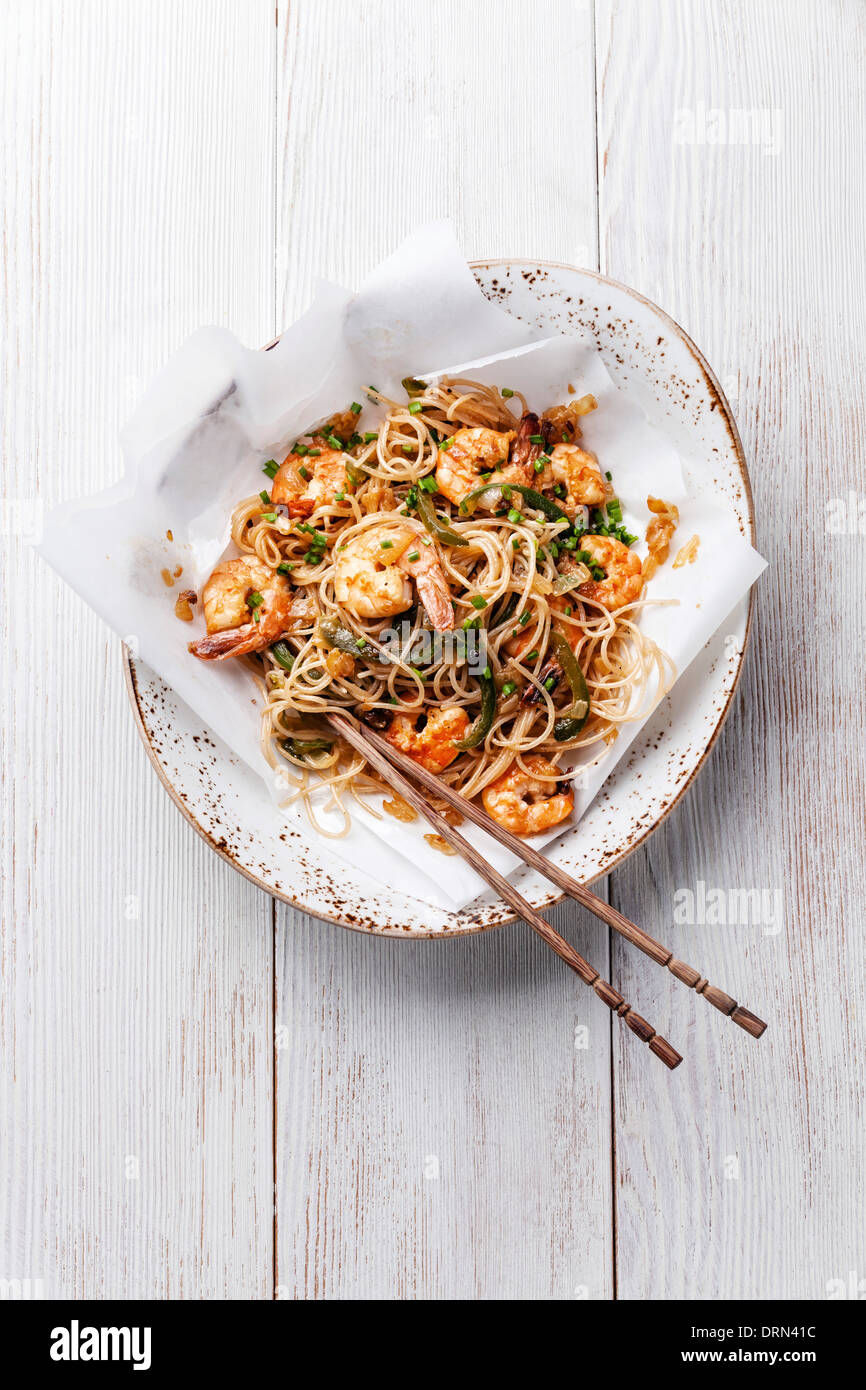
[123,257,756,935]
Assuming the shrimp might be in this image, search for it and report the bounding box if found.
[271,447,354,517]
[434,426,515,505]
[188,557,293,661]
[577,533,643,612]
[334,524,455,630]
[384,707,470,774]
[548,443,605,517]
[481,755,574,836]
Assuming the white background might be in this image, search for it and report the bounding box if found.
[2,0,864,1300]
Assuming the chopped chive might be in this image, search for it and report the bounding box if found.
[439,437,452,451]
[533,459,544,473]
[356,637,367,650]
[512,537,520,549]
[335,491,345,501]
[298,465,310,480]
[544,675,557,691]
[262,459,279,479]
[470,596,487,610]
[507,508,522,525]
[501,387,514,398]
[482,666,492,681]
[564,605,572,616]
[501,680,517,697]
[247,591,263,608]
[408,401,422,415]
[350,401,362,414]
[261,512,278,523]
[380,540,394,550]
[327,434,343,450]
[363,431,378,443]
[307,448,321,457]
[277,562,293,575]
[519,611,530,626]
[401,443,414,455]
[525,649,538,663]
[419,475,438,492]
[259,490,270,504]
[407,550,420,562]
[462,615,481,631]
[529,433,544,445]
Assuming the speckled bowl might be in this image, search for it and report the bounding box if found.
[125,260,755,936]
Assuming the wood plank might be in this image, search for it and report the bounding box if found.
[0,0,276,1298]
[273,0,611,1298]
[597,0,866,1298]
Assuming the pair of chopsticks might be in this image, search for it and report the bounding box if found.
[328,713,767,1072]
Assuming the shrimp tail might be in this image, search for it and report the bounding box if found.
[189,625,260,661]
[414,572,456,631]
[510,412,548,472]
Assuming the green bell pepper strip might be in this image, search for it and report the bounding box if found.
[281,737,333,761]
[317,617,369,658]
[458,483,571,528]
[549,631,590,740]
[455,671,497,750]
[270,641,295,671]
[402,376,427,397]
[508,486,571,526]
[415,490,468,546]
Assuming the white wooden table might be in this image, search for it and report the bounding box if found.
[2,0,864,1301]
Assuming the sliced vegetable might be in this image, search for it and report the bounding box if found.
[270,641,295,671]
[281,737,333,761]
[552,572,584,595]
[318,616,370,658]
[416,490,468,546]
[455,671,496,749]
[402,376,427,396]
[550,630,590,739]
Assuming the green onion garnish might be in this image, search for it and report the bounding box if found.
[259,490,270,504]
[262,460,279,479]
[507,508,522,525]
[363,431,378,443]
[501,387,514,398]
[501,680,517,697]
[350,401,362,414]
[408,401,422,415]
[470,596,487,610]
[407,550,420,562]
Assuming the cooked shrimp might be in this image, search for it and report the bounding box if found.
[384,707,469,773]
[481,755,574,836]
[334,524,455,630]
[188,557,293,661]
[434,426,515,504]
[577,534,643,612]
[271,447,354,517]
[548,443,605,516]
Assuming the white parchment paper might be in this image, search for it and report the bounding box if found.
[38,222,766,910]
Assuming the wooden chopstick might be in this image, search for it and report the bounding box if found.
[341,717,768,1042]
[327,713,683,1071]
